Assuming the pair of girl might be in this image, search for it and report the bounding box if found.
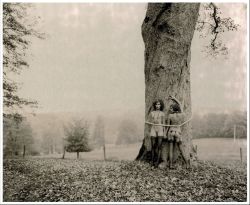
[147,96,187,168]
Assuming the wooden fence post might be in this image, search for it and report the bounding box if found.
[62,146,66,159]
[103,145,106,161]
[22,145,26,158]
[240,147,242,163]
[234,125,236,143]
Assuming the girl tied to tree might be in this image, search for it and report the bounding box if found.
[166,95,190,169]
[147,99,165,167]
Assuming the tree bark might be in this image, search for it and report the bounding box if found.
[136,3,200,166]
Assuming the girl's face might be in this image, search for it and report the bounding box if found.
[169,106,174,114]
[155,102,161,110]
[169,103,180,114]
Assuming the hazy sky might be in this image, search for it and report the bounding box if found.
[14,3,247,116]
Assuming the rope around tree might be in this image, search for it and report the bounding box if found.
[145,114,192,127]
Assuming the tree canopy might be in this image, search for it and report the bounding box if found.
[64,119,92,158]
[196,3,239,57]
[3,3,43,115]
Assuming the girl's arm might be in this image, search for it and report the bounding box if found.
[161,113,165,132]
[165,118,171,137]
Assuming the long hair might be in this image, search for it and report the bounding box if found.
[170,103,181,113]
[152,99,164,111]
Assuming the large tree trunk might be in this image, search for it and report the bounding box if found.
[136,3,200,166]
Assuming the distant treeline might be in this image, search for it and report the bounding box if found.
[192,111,247,139]
[3,110,247,157]
[3,114,36,157]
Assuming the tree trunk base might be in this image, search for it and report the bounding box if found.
[136,139,197,168]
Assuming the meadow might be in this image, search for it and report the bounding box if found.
[3,138,248,202]
[38,138,247,165]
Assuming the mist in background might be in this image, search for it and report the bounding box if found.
[8,3,247,150]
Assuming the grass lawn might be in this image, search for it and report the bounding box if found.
[38,138,247,166]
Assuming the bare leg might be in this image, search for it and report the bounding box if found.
[151,137,156,166]
[156,136,163,167]
[172,142,178,162]
[169,141,174,169]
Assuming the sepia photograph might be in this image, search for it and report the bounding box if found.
[1,0,248,203]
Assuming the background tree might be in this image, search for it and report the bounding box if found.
[201,113,226,138]
[116,119,139,145]
[222,111,247,139]
[3,3,44,116]
[40,124,64,155]
[3,114,22,157]
[64,119,92,159]
[192,112,247,139]
[92,116,105,149]
[3,114,34,158]
[92,116,106,160]
[136,3,239,165]
[3,3,43,158]
[18,118,34,157]
[41,131,56,155]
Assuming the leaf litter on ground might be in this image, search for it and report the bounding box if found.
[3,158,247,202]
